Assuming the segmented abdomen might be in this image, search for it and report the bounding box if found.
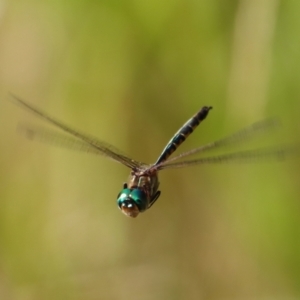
[154,106,212,166]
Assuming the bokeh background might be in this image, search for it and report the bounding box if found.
[0,1,300,299]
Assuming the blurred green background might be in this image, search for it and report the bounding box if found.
[0,1,300,299]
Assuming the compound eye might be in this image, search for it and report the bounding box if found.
[117,189,140,218]
[117,188,148,217]
[120,200,140,218]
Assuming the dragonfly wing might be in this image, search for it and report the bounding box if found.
[12,95,143,170]
[156,118,281,167]
[158,144,300,170]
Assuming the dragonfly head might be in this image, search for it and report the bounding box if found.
[117,188,148,218]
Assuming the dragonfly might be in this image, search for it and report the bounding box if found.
[11,95,298,217]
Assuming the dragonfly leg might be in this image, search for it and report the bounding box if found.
[123,183,128,189]
[149,191,161,208]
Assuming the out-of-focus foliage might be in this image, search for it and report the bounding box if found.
[0,1,299,299]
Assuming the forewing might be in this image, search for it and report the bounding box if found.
[156,118,280,167]
[158,144,299,170]
[12,95,143,170]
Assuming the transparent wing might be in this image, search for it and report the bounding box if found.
[155,118,280,168]
[12,94,143,170]
[158,144,299,170]
[17,122,126,155]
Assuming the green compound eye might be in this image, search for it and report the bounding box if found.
[117,188,148,218]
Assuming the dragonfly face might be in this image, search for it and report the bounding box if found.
[117,173,161,217]
[117,188,148,218]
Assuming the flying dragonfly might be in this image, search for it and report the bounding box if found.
[11,95,298,217]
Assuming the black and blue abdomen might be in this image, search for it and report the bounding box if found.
[154,106,212,166]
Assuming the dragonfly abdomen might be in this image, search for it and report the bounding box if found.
[154,106,212,165]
